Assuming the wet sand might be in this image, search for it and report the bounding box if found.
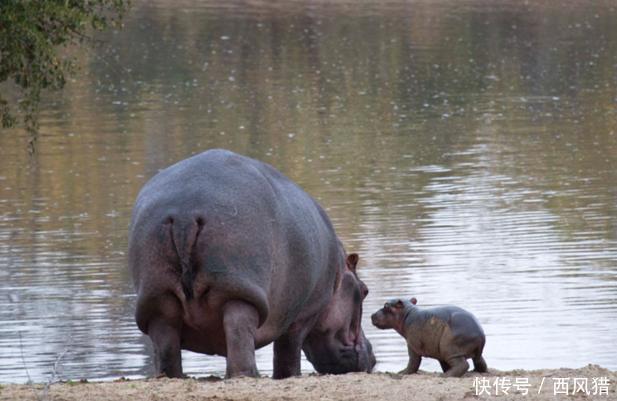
[1,365,614,401]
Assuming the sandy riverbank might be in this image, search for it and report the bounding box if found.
[1,365,614,401]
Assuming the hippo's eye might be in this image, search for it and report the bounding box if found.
[384,302,390,309]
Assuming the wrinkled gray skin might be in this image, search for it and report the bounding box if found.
[371,298,487,377]
[129,149,375,379]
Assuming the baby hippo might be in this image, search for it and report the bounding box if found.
[371,298,487,377]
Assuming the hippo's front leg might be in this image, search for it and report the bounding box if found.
[399,344,421,374]
[273,332,303,379]
[223,300,260,378]
[273,316,321,379]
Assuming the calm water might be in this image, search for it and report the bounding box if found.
[1,0,616,383]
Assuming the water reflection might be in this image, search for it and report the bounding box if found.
[0,0,616,383]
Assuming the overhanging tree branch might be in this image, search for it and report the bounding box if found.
[0,0,129,152]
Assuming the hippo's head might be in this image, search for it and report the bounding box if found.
[303,253,376,374]
[371,297,416,332]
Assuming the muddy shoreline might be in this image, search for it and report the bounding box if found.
[1,365,614,401]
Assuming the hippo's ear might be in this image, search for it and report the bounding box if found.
[410,297,417,305]
[346,253,359,272]
[394,300,404,309]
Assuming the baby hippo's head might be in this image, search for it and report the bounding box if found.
[371,297,417,330]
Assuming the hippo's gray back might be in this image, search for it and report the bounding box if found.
[412,305,485,340]
[129,149,341,333]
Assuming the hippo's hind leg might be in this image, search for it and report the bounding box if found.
[473,354,488,373]
[223,300,260,378]
[138,293,184,378]
[439,360,450,373]
[149,318,183,378]
[472,337,487,372]
[443,356,469,377]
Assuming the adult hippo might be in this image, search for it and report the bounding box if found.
[129,149,375,378]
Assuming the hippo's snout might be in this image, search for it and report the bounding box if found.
[371,309,396,330]
[355,333,376,372]
[365,340,376,372]
[371,311,385,328]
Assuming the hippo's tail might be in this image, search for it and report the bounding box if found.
[167,215,205,300]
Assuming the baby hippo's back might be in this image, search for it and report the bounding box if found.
[417,305,485,345]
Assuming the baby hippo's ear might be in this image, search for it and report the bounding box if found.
[410,297,417,305]
[395,300,404,309]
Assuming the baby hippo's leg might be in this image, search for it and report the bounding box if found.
[443,356,469,377]
[473,355,488,373]
[399,344,421,374]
